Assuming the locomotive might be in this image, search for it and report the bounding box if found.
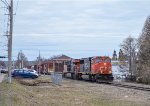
[63,56,113,82]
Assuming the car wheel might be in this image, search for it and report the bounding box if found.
[32,75,37,79]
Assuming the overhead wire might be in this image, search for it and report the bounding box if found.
[15,0,19,14]
[1,0,20,60]
[0,0,8,7]
[0,0,9,58]
[4,0,9,6]
[13,0,19,24]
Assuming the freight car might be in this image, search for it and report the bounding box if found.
[63,56,113,82]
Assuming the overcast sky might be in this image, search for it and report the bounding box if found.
[0,0,150,60]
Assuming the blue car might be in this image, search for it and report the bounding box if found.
[12,69,38,79]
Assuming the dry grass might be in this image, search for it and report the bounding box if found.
[0,75,149,106]
[17,76,52,86]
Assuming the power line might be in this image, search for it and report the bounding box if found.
[0,0,9,7]
[4,0,9,5]
[15,0,19,14]
[1,0,13,83]
[0,1,8,61]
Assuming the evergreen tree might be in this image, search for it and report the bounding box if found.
[137,16,150,83]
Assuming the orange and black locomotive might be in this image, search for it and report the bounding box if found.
[63,56,113,82]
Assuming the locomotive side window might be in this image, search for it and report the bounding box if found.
[80,60,84,64]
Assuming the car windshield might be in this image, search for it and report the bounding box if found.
[30,70,34,72]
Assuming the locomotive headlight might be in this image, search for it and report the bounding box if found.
[104,63,106,66]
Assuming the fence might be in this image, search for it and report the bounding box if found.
[51,72,63,85]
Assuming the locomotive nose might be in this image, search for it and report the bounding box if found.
[104,62,106,66]
[101,62,112,74]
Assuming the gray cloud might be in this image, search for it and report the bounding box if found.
[1,0,149,60]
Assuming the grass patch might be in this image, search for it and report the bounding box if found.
[0,76,149,106]
[18,78,52,86]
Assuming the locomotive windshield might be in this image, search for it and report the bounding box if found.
[92,57,111,63]
[105,58,111,62]
[94,58,102,63]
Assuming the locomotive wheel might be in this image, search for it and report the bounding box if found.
[89,75,92,81]
[92,75,96,82]
[72,73,76,80]
[63,73,66,78]
[95,74,100,83]
[76,74,79,80]
[71,73,74,79]
[78,74,83,80]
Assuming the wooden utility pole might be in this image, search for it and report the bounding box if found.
[38,50,41,75]
[8,0,13,83]
[129,38,132,81]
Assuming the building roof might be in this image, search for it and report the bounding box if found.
[52,54,72,61]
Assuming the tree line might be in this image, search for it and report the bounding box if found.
[120,16,150,84]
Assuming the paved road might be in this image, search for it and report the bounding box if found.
[0,74,5,83]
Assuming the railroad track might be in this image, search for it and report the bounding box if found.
[108,82,150,92]
[64,77,150,92]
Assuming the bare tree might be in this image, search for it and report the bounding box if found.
[120,36,138,80]
[137,16,150,83]
[15,51,29,68]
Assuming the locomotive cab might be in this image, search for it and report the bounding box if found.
[91,56,113,82]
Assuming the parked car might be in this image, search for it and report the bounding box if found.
[0,69,8,73]
[11,69,38,79]
[27,69,38,76]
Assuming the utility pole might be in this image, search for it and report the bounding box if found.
[8,0,13,83]
[129,38,132,81]
[38,50,41,75]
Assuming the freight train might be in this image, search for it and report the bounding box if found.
[63,56,113,82]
